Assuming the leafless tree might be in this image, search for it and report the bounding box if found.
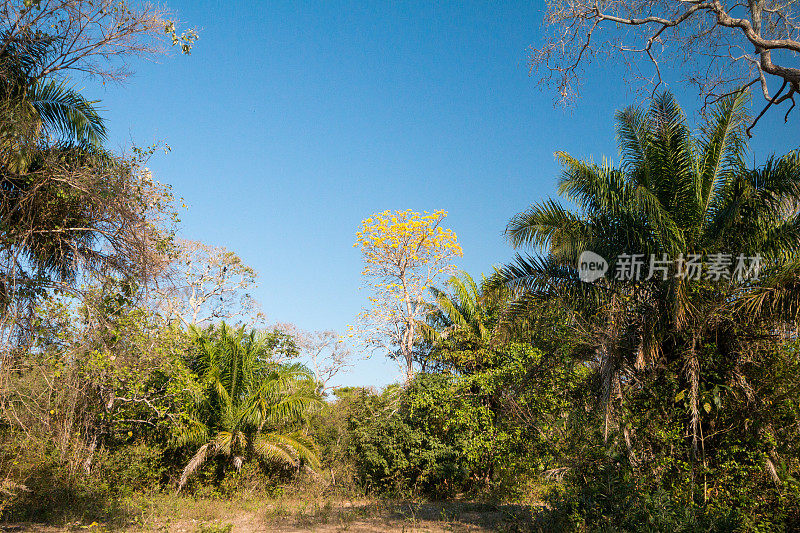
[0,0,197,83]
[299,329,352,395]
[275,324,353,394]
[153,239,263,329]
[531,0,799,132]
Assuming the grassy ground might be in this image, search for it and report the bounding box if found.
[3,495,543,532]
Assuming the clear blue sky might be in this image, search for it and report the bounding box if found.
[94,1,799,387]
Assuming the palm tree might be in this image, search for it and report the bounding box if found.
[0,33,109,313]
[175,323,321,492]
[495,91,800,453]
[421,272,506,373]
[0,34,106,167]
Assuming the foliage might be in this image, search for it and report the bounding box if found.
[497,91,800,444]
[2,281,198,474]
[341,334,586,500]
[343,378,462,497]
[174,323,321,492]
[0,0,196,345]
[494,92,800,528]
[534,343,800,531]
[0,31,180,347]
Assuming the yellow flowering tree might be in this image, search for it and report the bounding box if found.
[353,210,462,380]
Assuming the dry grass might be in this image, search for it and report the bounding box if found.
[2,495,543,532]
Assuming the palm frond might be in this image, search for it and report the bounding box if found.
[616,105,651,182]
[252,433,300,467]
[274,431,321,470]
[505,198,592,260]
[177,442,214,493]
[170,418,209,448]
[29,80,106,145]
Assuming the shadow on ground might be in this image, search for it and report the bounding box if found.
[286,500,544,532]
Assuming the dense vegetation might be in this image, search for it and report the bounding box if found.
[2,3,800,532]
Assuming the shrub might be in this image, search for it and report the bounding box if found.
[95,442,166,496]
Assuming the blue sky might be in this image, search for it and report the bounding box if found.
[93,1,799,387]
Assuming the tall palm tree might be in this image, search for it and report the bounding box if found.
[175,323,321,492]
[495,92,800,452]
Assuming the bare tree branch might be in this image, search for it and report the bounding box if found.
[0,0,197,83]
[531,0,800,127]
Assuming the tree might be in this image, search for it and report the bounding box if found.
[1,277,199,477]
[420,272,506,373]
[277,324,353,396]
[0,0,195,348]
[154,239,263,328]
[531,0,799,132]
[353,209,462,381]
[0,0,198,509]
[0,41,107,150]
[495,92,800,468]
[0,140,178,349]
[175,323,320,492]
[0,0,197,84]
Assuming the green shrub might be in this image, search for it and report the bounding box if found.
[95,442,166,496]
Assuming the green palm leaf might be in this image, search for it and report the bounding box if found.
[29,80,106,146]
